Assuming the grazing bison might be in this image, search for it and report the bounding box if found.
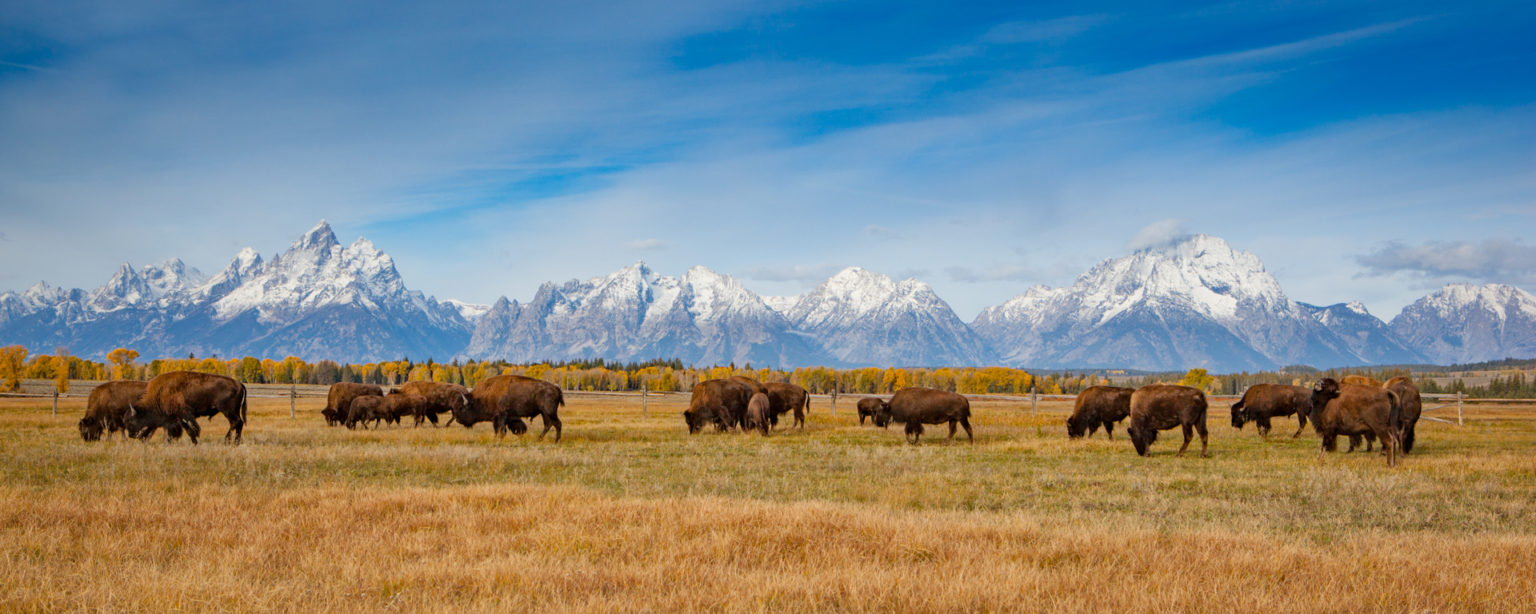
[763,381,809,429]
[1230,383,1312,438]
[684,378,755,434]
[392,381,467,427]
[345,395,390,429]
[129,371,247,444]
[744,392,772,436]
[857,397,887,427]
[79,380,148,442]
[1127,384,1209,457]
[453,375,564,441]
[1066,386,1134,439]
[1309,378,1401,467]
[322,382,382,427]
[1385,376,1423,454]
[873,387,972,445]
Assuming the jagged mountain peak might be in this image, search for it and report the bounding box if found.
[1390,283,1536,364]
[296,220,339,251]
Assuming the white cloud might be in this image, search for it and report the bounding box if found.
[1126,218,1190,251]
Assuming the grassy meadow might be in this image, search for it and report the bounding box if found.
[2,389,1534,612]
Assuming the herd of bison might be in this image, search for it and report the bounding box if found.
[73,370,1424,466]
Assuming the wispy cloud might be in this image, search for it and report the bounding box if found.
[1357,239,1536,285]
[1126,219,1189,251]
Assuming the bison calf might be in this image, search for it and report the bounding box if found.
[79,380,148,442]
[1067,386,1133,439]
[1309,378,1401,467]
[1127,384,1209,457]
[322,382,382,427]
[874,388,972,445]
[744,392,772,436]
[345,395,390,429]
[1230,383,1312,438]
[857,397,886,427]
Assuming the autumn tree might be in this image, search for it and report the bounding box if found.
[0,345,27,392]
[106,348,140,380]
[53,348,70,393]
[1180,368,1215,392]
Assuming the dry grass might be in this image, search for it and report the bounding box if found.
[3,393,1535,612]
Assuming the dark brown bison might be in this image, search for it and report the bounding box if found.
[1066,386,1133,439]
[1385,376,1423,454]
[128,371,247,444]
[1309,378,1401,467]
[744,392,772,436]
[857,397,886,427]
[79,380,148,442]
[873,387,972,445]
[1127,384,1209,457]
[345,395,390,429]
[763,381,809,429]
[322,382,382,427]
[1230,383,1312,438]
[453,375,564,441]
[683,378,755,434]
[393,381,468,427]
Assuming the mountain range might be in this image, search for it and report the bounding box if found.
[3,222,1534,371]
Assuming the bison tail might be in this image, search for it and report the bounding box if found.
[1387,389,1403,432]
[557,389,566,407]
[239,384,249,425]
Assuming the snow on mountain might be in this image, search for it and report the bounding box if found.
[464,262,834,367]
[1390,283,1536,364]
[972,234,1400,371]
[779,267,996,367]
[1300,301,1426,365]
[444,300,491,322]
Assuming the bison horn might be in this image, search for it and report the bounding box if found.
[461,393,469,405]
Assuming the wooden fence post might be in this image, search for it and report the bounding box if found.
[290,383,297,419]
[830,388,837,417]
[52,390,58,416]
[1457,392,1464,426]
[642,387,648,419]
[1030,387,1038,417]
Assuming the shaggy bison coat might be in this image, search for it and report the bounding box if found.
[684,378,755,434]
[744,392,772,436]
[1385,376,1423,454]
[1127,384,1209,457]
[455,375,564,441]
[763,381,809,429]
[874,387,972,445]
[1230,383,1312,438]
[79,380,148,442]
[322,382,382,427]
[392,381,467,427]
[129,371,247,444]
[1310,378,1401,467]
[857,397,887,427]
[1066,386,1133,439]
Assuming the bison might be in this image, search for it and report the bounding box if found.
[1341,374,1382,387]
[763,381,809,429]
[1230,383,1312,438]
[1127,384,1209,457]
[744,392,772,436]
[345,395,391,429]
[79,380,148,442]
[453,375,564,442]
[683,378,755,434]
[873,387,972,445]
[128,371,247,444]
[856,397,887,427]
[1309,378,1401,467]
[1385,376,1423,454]
[1066,386,1133,439]
[322,382,382,427]
[392,381,468,427]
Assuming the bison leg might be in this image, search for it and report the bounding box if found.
[947,420,958,441]
[1176,424,1193,457]
[1291,414,1307,438]
[1088,423,1100,438]
[1402,423,1416,454]
[1103,421,1114,440]
[793,407,804,429]
[1196,422,1209,458]
[224,411,243,444]
[858,413,867,426]
[1256,416,1272,438]
[538,413,562,443]
[960,417,973,443]
[906,423,923,445]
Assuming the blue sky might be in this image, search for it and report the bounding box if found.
[1,0,1532,319]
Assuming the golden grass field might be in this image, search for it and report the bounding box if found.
[3,389,1534,612]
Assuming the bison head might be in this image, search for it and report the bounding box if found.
[1127,423,1157,456]
[1230,404,1247,429]
[871,401,894,428]
[683,409,705,434]
[1065,415,1089,439]
[1310,378,1341,416]
[78,417,104,442]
